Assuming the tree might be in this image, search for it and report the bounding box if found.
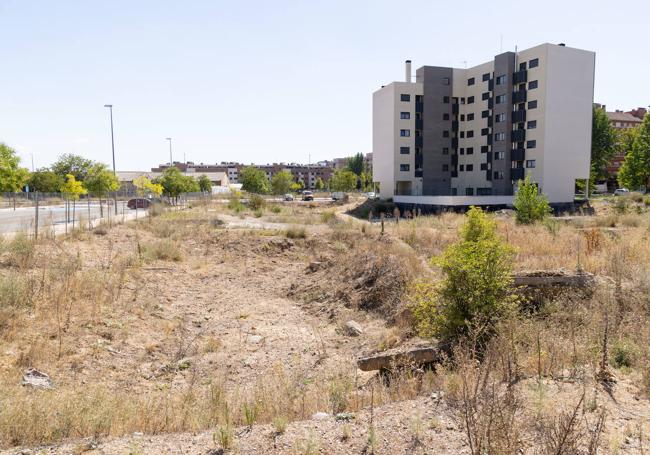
[0,143,30,194]
[85,163,119,197]
[314,177,324,191]
[182,175,200,193]
[27,169,64,193]
[133,175,163,197]
[618,114,650,191]
[411,207,515,344]
[513,175,551,224]
[346,153,364,176]
[271,170,294,195]
[329,170,357,192]
[591,107,618,182]
[158,167,187,200]
[60,174,87,200]
[51,153,94,182]
[240,166,269,194]
[290,181,304,192]
[198,174,212,193]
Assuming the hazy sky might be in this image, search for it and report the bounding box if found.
[1,0,648,171]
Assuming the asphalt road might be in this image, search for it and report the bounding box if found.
[0,201,134,234]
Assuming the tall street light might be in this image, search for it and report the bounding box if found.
[166,137,173,166]
[104,104,118,214]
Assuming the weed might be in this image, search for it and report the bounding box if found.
[248,194,266,211]
[321,210,336,224]
[273,415,288,434]
[214,423,234,449]
[611,339,639,369]
[285,226,307,239]
[141,240,183,262]
[253,209,263,218]
[6,233,36,268]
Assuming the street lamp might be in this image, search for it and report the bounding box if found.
[104,104,118,214]
[166,137,173,166]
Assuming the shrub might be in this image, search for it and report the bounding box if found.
[611,339,639,369]
[285,226,307,239]
[142,240,183,262]
[228,194,244,213]
[0,272,30,309]
[412,207,515,344]
[6,233,36,268]
[321,210,336,224]
[253,209,263,218]
[613,196,629,214]
[248,194,266,211]
[513,175,551,224]
[270,205,282,214]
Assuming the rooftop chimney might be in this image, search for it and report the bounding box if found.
[405,60,412,83]
[558,43,566,46]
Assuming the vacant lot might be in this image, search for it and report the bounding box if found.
[2,195,650,454]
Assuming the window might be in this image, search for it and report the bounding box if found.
[460,114,465,121]
[481,146,489,153]
[495,132,506,141]
[496,113,506,122]
[526,160,536,168]
[467,96,475,104]
[459,165,464,171]
[482,110,490,118]
[496,75,507,85]
[442,147,449,155]
[460,97,466,105]
[443,77,450,85]
[400,164,410,172]
[527,140,537,149]
[451,188,458,195]
[443,113,450,120]
[400,146,410,154]
[443,164,449,171]
[495,151,505,159]
[528,80,538,90]
[528,100,538,109]
[400,94,411,102]
[468,77,475,86]
[466,187,474,195]
[494,171,504,179]
[481,128,489,136]
[467,130,474,138]
[482,92,490,101]
[529,58,539,68]
[519,62,527,71]
[477,187,492,195]
[480,163,488,170]
[482,72,490,81]
[466,164,474,171]
[496,94,506,104]
[527,120,537,129]
[443,130,449,138]
[443,96,450,104]
[467,113,474,121]
[400,129,410,137]
[467,147,474,155]
[460,131,465,138]
[400,112,410,119]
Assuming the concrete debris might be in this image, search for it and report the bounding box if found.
[345,320,363,337]
[357,346,440,372]
[311,412,329,421]
[21,368,54,389]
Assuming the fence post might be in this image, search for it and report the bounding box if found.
[88,197,91,230]
[34,192,39,240]
[65,198,68,235]
[72,200,76,231]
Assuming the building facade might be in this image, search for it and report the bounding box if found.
[373,43,595,206]
[600,106,645,185]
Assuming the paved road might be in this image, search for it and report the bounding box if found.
[0,201,137,234]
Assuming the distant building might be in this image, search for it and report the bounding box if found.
[601,106,646,185]
[116,170,229,195]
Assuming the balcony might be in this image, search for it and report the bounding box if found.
[512,90,527,103]
[511,167,525,180]
[513,69,528,84]
[488,79,494,91]
[487,135,493,145]
[451,170,458,178]
[486,170,492,180]
[415,118,423,129]
[488,98,494,109]
[451,154,458,166]
[451,120,459,132]
[452,104,459,115]
[415,102,423,113]
[486,152,493,161]
[487,116,493,127]
[451,138,458,149]
[512,110,526,123]
[511,148,525,161]
[415,136,423,147]
[511,129,526,142]
[415,169,423,178]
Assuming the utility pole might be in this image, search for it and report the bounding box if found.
[104,104,118,214]
[166,137,173,166]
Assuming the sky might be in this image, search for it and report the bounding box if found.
[0,0,648,172]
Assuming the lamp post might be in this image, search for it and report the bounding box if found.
[166,137,173,166]
[104,104,118,214]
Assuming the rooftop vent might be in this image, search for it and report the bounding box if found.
[558,43,566,46]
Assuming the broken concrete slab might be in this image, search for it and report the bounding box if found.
[357,345,441,372]
[21,368,54,389]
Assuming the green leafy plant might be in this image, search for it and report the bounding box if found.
[513,175,551,224]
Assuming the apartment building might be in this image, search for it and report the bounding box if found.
[598,106,646,185]
[373,43,595,206]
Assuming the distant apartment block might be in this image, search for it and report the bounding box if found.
[373,43,595,207]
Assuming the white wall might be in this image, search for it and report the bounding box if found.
[373,84,396,199]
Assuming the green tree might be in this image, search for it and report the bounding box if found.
[0,143,30,194]
[618,114,650,191]
[27,169,64,193]
[182,175,200,193]
[133,175,163,197]
[513,175,551,224]
[270,170,294,195]
[314,177,324,191]
[591,106,618,182]
[290,181,304,192]
[198,174,212,193]
[329,170,357,192]
[240,166,269,194]
[51,153,94,182]
[85,163,119,197]
[411,207,515,344]
[157,168,194,203]
[346,153,364,176]
[60,174,87,200]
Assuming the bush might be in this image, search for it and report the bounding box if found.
[142,240,183,262]
[611,339,639,369]
[513,175,551,224]
[248,194,266,211]
[6,233,36,269]
[320,210,336,224]
[411,207,515,344]
[0,272,30,309]
[613,196,629,214]
[285,226,307,239]
[228,194,244,213]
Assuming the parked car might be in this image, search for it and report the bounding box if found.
[366,192,376,199]
[284,193,294,201]
[614,188,629,196]
[331,191,345,201]
[127,198,151,209]
[302,191,314,201]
